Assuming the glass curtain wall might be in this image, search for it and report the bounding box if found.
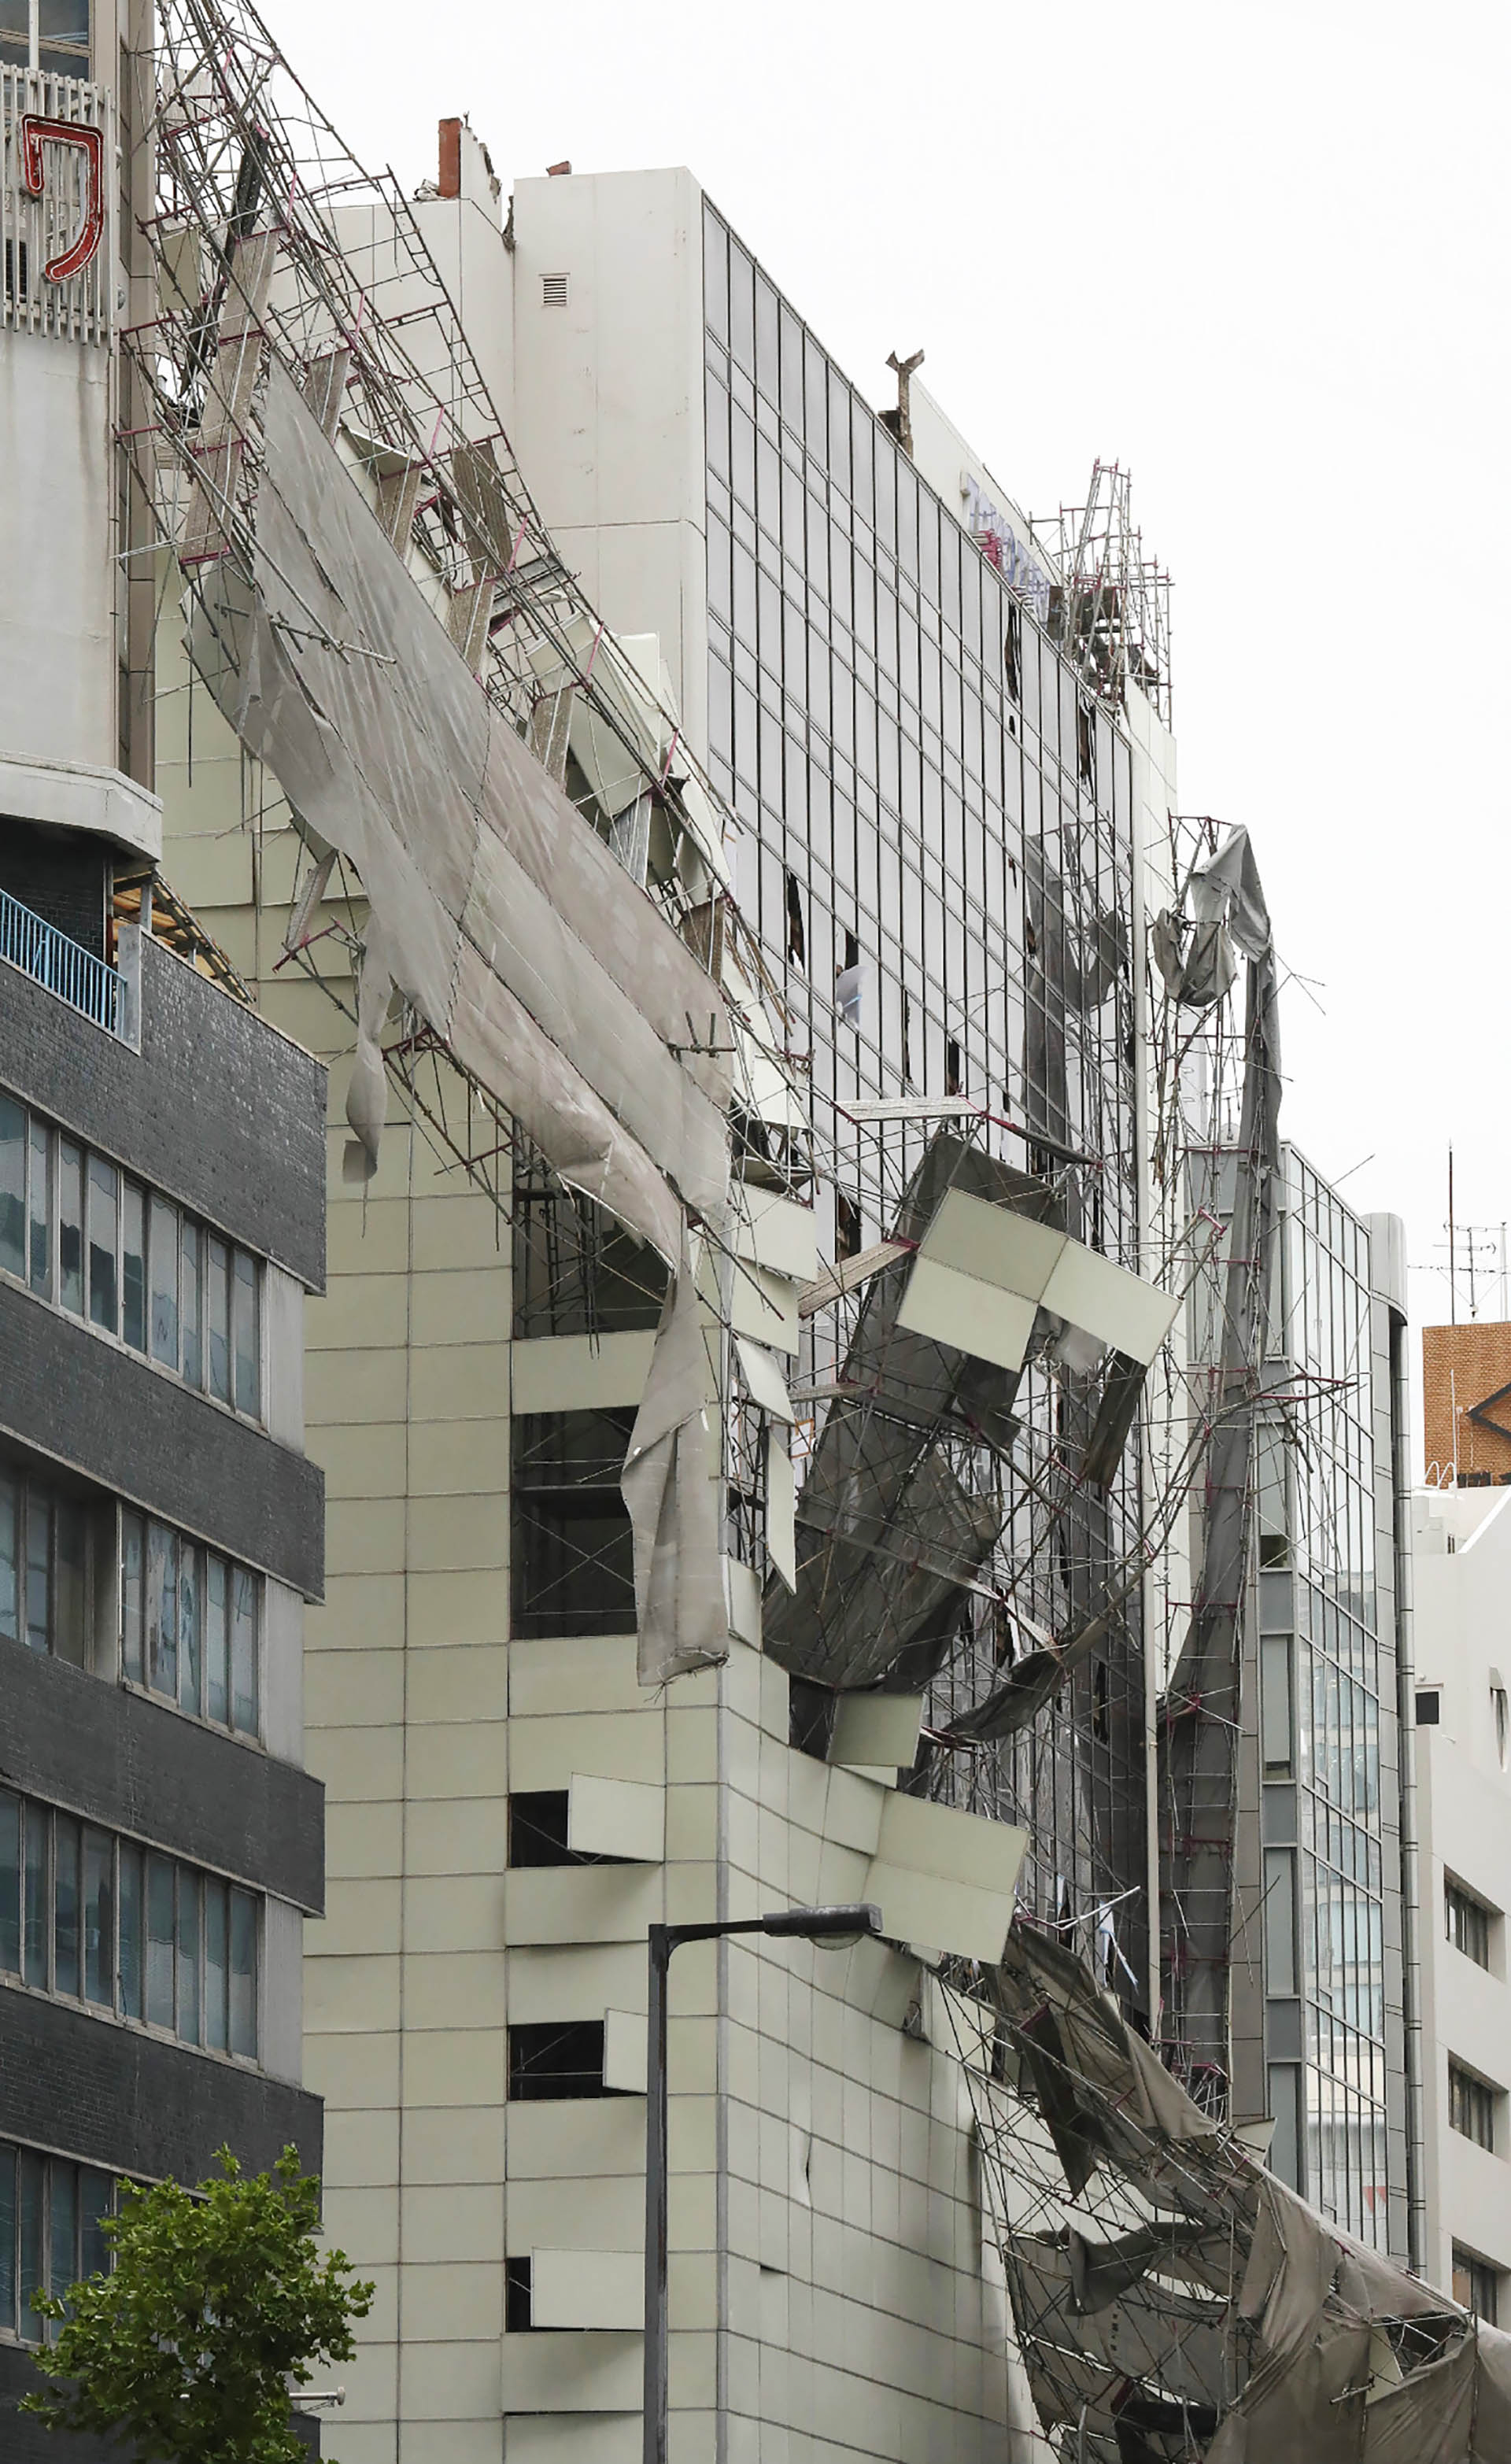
[700,202,1147,1977]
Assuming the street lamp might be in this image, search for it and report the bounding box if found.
[642,1903,883,2464]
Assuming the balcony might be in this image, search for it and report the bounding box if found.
[0,885,122,1036]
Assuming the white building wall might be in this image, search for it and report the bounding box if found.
[1411,1482,1511,2312]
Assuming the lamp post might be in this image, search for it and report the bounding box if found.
[642,1902,883,2464]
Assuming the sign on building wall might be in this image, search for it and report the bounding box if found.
[961,472,1053,623]
[2,69,111,343]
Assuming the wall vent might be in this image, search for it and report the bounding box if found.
[541,272,570,307]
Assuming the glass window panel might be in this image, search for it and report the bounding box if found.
[86,1154,117,1332]
[23,1806,47,1988]
[54,1498,86,1668]
[176,1867,200,2045]
[205,1553,228,1726]
[231,1568,257,1736]
[0,1095,24,1278]
[120,1180,146,1350]
[0,1471,16,1642]
[229,1889,257,2057]
[149,1197,178,1368]
[57,1138,83,1314]
[205,1879,228,2051]
[47,2163,76,2329]
[1265,1847,1297,1996]
[83,1829,111,2006]
[146,1520,177,1700]
[179,1544,201,1717]
[28,1120,51,1296]
[0,1789,18,1971]
[79,2171,110,2283]
[120,1509,144,1683]
[146,1856,175,2030]
[25,1490,50,1653]
[0,2142,14,2336]
[117,1844,142,2020]
[206,1237,231,1402]
[232,1252,259,1417]
[19,2148,44,2343]
[179,1217,202,1388]
[53,1813,79,1997]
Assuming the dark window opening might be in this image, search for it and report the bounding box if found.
[512,1409,637,1639]
[1092,1659,1110,1745]
[1258,1533,1291,1569]
[1003,607,1022,704]
[508,2019,611,2102]
[945,1037,963,1098]
[842,928,860,973]
[1416,1690,1441,1726]
[902,995,914,1088]
[834,1191,863,1262]
[789,1676,837,1762]
[505,2255,534,2331]
[507,1790,613,1870]
[1076,702,1095,792]
[785,870,807,967]
[512,1138,668,1339]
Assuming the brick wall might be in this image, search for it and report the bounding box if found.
[0,827,109,959]
[1421,1322,1511,1484]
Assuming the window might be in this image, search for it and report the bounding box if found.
[0,2141,115,2348]
[512,1138,667,1339]
[1453,2247,1500,2326]
[0,1463,94,1668]
[511,1409,637,1639]
[0,1789,260,2062]
[0,1095,263,1423]
[1448,2061,1497,2152]
[118,1510,259,1738]
[507,2021,612,2102]
[1446,1881,1494,1971]
[834,1191,863,1262]
[785,870,807,966]
[1496,1684,1509,1773]
[1416,1690,1441,1726]
[504,2255,534,2331]
[945,1036,963,1097]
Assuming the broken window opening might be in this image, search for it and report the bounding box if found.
[902,994,914,1088]
[1003,606,1022,704]
[945,1037,963,1099]
[507,2020,617,2102]
[512,1136,668,1339]
[834,1191,863,1262]
[504,2255,534,2331]
[1092,1658,1110,1745]
[1076,700,1096,792]
[785,870,807,967]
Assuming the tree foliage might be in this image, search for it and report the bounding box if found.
[22,2144,374,2464]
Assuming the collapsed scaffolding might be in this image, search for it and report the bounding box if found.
[112,3,1483,2450]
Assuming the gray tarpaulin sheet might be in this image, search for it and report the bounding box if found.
[216,360,733,1681]
[982,1923,1511,2461]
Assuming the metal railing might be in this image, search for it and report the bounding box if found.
[0,886,122,1034]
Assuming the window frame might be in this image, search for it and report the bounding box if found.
[0,1094,265,1428]
[0,2138,116,2348]
[0,1787,262,2067]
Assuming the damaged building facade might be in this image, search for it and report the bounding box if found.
[131,7,1493,2455]
[0,13,328,2450]
[157,108,1191,2464]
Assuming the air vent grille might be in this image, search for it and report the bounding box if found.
[541,272,570,307]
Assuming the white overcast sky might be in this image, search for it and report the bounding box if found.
[280,0,1509,1333]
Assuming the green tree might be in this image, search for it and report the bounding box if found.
[22,2144,374,2464]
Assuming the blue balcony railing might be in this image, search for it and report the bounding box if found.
[0,886,122,1036]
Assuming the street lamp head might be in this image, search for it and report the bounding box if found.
[759,1902,884,1948]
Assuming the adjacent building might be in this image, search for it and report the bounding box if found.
[2,14,327,2451]
[1218,1149,1417,2259]
[1411,1388,1511,2323]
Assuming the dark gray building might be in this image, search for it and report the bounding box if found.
[0,815,327,2453]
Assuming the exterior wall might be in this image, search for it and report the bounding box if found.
[1421,1320,1511,1488]
[1221,1153,1412,2255]
[1411,1482,1511,2316]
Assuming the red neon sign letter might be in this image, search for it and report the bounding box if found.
[19,115,105,284]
